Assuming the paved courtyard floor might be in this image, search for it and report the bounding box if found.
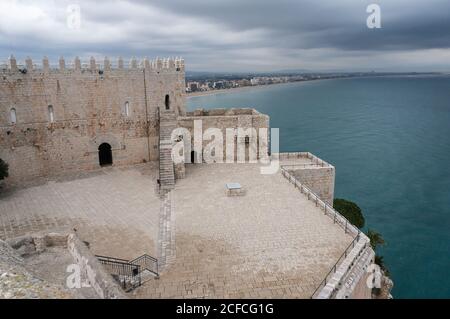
[134,162,353,298]
[0,164,161,259]
[0,160,353,298]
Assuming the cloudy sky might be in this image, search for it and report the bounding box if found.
[0,0,449,72]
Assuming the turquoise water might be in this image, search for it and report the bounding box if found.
[187,76,450,299]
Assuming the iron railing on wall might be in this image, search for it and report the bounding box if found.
[130,254,159,277]
[280,165,369,298]
[280,166,361,236]
[96,253,160,291]
[310,233,364,298]
[96,255,142,291]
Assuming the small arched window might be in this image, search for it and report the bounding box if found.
[124,101,130,117]
[165,94,170,110]
[10,108,16,124]
[48,105,54,123]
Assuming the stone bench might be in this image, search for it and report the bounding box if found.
[225,183,246,196]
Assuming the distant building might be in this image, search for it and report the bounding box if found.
[187,81,200,92]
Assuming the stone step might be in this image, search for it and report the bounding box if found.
[158,110,177,193]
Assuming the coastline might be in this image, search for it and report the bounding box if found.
[186,81,297,98]
[186,73,447,98]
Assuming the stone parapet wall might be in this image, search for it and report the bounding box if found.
[315,237,372,299]
[280,163,373,299]
[0,56,185,185]
[1,56,185,74]
[67,233,127,299]
[177,108,269,162]
[277,152,335,205]
[288,167,335,205]
[275,151,332,167]
[3,232,126,299]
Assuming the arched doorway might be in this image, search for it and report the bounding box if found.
[98,143,113,166]
[165,94,170,110]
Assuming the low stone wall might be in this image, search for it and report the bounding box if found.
[67,233,127,299]
[316,238,373,299]
[275,152,332,167]
[288,167,335,205]
[0,239,74,299]
[280,166,374,299]
[7,232,126,299]
[7,232,69,256]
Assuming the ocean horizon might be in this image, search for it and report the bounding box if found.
[187,74,450,298]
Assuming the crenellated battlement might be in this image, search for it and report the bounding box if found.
[0,55,185,74]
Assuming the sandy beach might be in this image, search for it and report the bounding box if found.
[186,82,297,98]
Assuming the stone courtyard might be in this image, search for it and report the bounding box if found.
[0,156,354,298]
[0,163,160,260]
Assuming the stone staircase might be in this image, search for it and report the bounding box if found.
[159,110,177,192]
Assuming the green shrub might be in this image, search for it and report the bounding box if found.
[334,198,390,279]
[333,198,365,229]
[367,229,386,250]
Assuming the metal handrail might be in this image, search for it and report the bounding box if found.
[274,151,331,167]
[281,163,327,169]
[95,255,130,263]
[96,253,159,291]
[96,255,142,291]
[130,254,159,277]
[280,166,360,236]
[310,233,361,298]
[279,166,369,298]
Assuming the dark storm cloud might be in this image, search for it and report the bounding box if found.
[147,0,450,51]
[0,0,449,71]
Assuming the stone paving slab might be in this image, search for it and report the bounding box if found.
[0,164,161,259]
[134,163,353,298]
[1,161,353,299]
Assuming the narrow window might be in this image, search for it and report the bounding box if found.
[10,108,16,124]
[125,101,130,117]
[165,94,170,110]
[48,105,54,123]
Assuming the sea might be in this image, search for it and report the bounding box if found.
[187,75,450,298]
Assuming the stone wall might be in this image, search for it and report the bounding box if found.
[5,232,126,299]
[0,56,185,186]
[177,108,269,162]
[288,167,335,205]
[0,238,74,299]
[67,233,126,299]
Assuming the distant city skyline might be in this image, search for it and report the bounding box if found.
[1,0,449,72]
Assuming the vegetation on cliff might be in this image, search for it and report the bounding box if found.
[333,198,388,275]
[333,198,365,228]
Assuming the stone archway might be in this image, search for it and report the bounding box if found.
[98,143,113,166]
[165,94,170,110]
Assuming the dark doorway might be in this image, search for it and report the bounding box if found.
[191,151,196,164]
[99,143,113,166]
[165,94,170,110]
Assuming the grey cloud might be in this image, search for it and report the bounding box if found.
[0,0,449,71]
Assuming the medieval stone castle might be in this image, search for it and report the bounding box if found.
[0,55,268,189]
[0,56,383,299]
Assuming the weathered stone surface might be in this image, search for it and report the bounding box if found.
[0,57,185,186]
[0,239,73,299]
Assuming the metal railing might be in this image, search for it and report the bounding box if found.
[274,152,332,167]
[96,255,142,291]
[96,253,160,291]
[280,166,370,298]
[310,233,363,298]
[281,163,327,170]
[130,254,159,277]
[280,166,361,236]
